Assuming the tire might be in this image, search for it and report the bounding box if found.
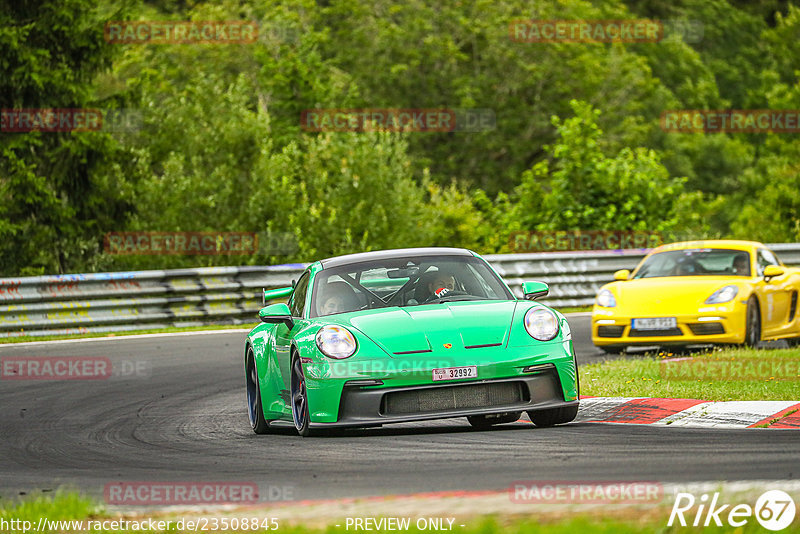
[786,337,800,348]
[245,347,270,434]
[527,405,579,427]
[467,411,522,429]
[744,297,761,348]
[290,355,314,437]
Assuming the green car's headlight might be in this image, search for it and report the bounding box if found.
[705,285,738,304]
[316,325,357,359]
[596,289,616,308]
[524,308,559,341]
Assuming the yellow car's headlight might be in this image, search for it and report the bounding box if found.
[596,289,616,308]
[705,285,738,304]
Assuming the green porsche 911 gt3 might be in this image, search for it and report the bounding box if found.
[244,247,579,436]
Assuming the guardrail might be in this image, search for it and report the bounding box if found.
[2,244,799,337]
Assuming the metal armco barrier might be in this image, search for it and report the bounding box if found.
[2,244,799,338]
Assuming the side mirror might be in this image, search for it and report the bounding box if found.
[613,269,630,281]
[522,281,549,300]
[258,303,294,329]
[763,265,784,282]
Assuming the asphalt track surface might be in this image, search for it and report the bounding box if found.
[1,316,798,503]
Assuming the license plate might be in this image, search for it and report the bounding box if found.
[432,366,477,381]
[632,317,677,330]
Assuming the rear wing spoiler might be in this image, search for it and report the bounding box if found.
[262,286,293,306]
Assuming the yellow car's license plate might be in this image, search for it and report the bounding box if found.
[632,317,677,330]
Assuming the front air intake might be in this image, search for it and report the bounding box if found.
[381,381,526,415]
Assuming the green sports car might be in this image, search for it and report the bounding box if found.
[244,247,579,436]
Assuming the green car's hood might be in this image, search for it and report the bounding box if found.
[341,300,519,356]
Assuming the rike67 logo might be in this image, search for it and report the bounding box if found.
[669,490,796,531]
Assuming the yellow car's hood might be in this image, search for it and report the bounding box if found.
[608,276,747,313]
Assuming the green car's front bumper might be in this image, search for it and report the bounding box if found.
[301,340,579,427]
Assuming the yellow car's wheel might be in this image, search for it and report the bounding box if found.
[744,297,761,348]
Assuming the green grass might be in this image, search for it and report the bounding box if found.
[0,323,254,344]
[2,493,798,533]
[0,491,99,529]
[581,346,800,401]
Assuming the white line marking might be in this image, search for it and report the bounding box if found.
[655,401,798,428]
[653,402,715,426]
[577,397,647,420]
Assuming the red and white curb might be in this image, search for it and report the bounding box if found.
[577,397,800,429]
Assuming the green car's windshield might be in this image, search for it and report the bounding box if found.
[310,255,514,317]
[632,249,751,279]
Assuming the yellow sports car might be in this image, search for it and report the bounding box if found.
[592,240,800,353]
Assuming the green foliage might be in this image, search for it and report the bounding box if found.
[731,150,800,243]
[0,0,137,275]
[320,0,671,195]
[2,0,800,275]
[253,131,434,260]
[511,100,689,234]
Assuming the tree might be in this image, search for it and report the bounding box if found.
[0,0,134,275]
[511,100,695,235]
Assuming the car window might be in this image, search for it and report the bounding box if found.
[756,248,780,276]
[288,272,310,318]
[632,249,752,278]
[309,255,513,318]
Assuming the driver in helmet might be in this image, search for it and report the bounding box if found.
[424,270,457,301]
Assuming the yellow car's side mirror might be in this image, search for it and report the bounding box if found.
[613,269,630,281]
[763,265,784,281]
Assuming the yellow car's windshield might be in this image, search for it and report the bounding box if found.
[633,248,751,279]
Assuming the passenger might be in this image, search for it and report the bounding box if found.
[317,281,360,316]
[732,254,750,276]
